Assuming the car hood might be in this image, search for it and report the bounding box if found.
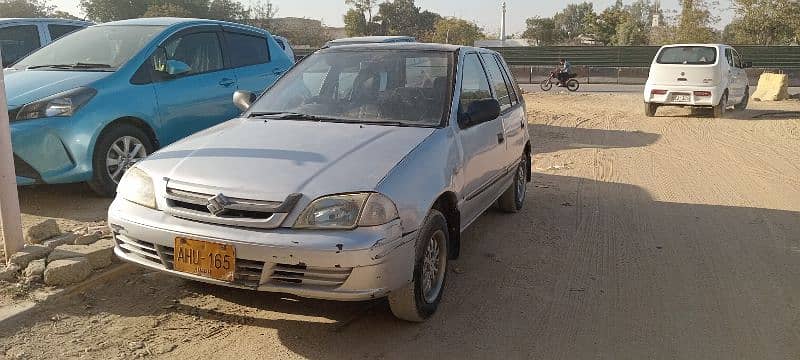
[2,69,110,107]
[141,118,435,201]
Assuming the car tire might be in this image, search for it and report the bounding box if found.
[734,87,749,110]
[498,158,528,213]
[87,124,154,197]
[713,93,727,118]
[644,102,658,117]
[388,209,449,322]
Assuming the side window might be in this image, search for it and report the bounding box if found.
[0,25,41,66]
[725,48,734,67]
[225,32,270,68]
[459,53,492,113]
[732,50,743,68]
[47,24,83,41]
[480,53,512,111]
[494,54,519,105]
[153,32,223,77]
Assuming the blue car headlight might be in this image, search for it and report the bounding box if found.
[14,87,97,121]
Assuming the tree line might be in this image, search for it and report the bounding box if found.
[524,0,800,46]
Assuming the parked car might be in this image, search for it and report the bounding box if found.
[109,43,531,321]
[644,44,751,118]
[4,17,294,195]
[324,35,416,48]
[272,35,295,61]
[1,18,91,67]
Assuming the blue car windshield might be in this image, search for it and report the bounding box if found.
[13,25,165,70]
[249,50,454,127]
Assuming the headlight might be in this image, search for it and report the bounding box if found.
[294,193,399,229]
[116,167,156,209]
[14,87,96,121]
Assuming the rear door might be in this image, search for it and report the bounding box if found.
[457,52,508,224]
[731,48,748,102]
[480,53,525,167]
[222,28,283,95]
[648,46,719,87]
[0,24,42,67]
[150,26,240,144]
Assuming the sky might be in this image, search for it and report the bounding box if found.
[49,0,736,34]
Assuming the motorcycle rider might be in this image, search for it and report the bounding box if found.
[557,58,571,86]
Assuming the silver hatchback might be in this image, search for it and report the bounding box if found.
[109,43,531,321]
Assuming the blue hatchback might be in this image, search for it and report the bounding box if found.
[3,18,293,195]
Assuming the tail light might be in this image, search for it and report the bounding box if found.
[693,91,712,97]
[651,89,667,95]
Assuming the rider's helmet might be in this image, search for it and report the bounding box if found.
[559,58,565,64]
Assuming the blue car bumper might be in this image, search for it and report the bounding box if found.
[11,115,94,185]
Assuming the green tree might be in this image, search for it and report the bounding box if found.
[431,17,483,46]
[0,0,54,17]
[142,3,191,17]
[588,1,627,45]
[553,2,595,43]
[245,0,277,29]
[522,16,559,45]
[344,8,368,36]
[207,0,248,21]
[727,0,800,44]
[80,0,149,22]
[50,10,82,19]
[374,0,440,40]
[613,15,649,45]
[675,0,719,43]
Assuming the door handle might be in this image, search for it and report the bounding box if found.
[219,78,235,87]
[497,133,505,144]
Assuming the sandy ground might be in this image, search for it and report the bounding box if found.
[1,93,799,359]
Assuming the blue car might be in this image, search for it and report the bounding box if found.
[3,17,294,195]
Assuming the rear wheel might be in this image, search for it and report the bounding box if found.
[88,124,154,197]
[389,210,449,322]
[566,79,580,92]
[644,102,658,117]
[734,87,749,110]
[498,159,528,213]
[713,93,728,118]
[540,79,553,91]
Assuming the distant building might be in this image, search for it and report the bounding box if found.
[474,39,531,47]
[325,26,347,40]
[576,34,601,46]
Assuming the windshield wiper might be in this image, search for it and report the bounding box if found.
[249,112,345,121]
[27,62,113,70]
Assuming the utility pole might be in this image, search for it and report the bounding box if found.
[0,49,24,262]
[500,1,507,43]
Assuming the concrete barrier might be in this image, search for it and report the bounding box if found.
[752,73,790,101]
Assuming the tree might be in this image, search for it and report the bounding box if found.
[344,0,381,36]
[247,0,277,29]
[553,2,595,43]
[0,0,54,17]
[727,0,800,44]
[373,0,440,40]
[80,0,149,22]
[614,15,649,45]
[207,0,248,21]
[587,1,627,45]
[344,8,368,36]
[431,17,483,46]
[675,0,719,43]
[522,16,559,45]
[143,3,192,17]
[50,10,82,19]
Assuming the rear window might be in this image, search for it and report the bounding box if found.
[225,32,269,68]
[656,46,717,65]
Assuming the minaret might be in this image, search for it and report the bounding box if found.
[500,1,507,43]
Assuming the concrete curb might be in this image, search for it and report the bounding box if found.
[0,263,134,327]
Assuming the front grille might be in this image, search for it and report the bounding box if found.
[116,235,265,288]
[270,263,352,288]
[169,199,273,219]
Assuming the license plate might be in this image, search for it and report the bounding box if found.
[173,237,235,282]
[673,94,691,102]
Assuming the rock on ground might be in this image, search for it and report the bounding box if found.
[25,219,61,244]
[0,264,21,282]
[49,239,115,269]
[43,233,78,249]
[44,257,92,286]
[8,244,51,269]
[74,231,102,245]
[23,259,46,279]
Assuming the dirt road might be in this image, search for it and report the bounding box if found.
[2,93,799,359]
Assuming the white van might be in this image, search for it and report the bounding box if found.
[1,18,91,67]
[644,44,751,118]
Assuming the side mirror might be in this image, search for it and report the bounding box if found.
[165,60,191,76]
[742,61,753,69]
[233,90,257,112]
[460,99,501,127]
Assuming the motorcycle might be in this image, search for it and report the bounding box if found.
[540,70,580,92]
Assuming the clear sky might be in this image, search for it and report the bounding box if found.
[49,0,735,34]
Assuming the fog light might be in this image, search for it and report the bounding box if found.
[693,91,711,97]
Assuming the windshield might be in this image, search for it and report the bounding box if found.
[249,50,454,127]
[656,46,717,65]
[13,25,165,70]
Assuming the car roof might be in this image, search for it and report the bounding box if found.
[327,36,416,44]
[0,18,91,25]
[318,42,483,53]
[661,44,729,48]
[98,17,268,34]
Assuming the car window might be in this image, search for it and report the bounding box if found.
[405,56,448,88]
[480,53,512,111]
[48,24,83,41]
[732,50,743,68]
[725,48,734,67]
[495,55,519,105]
[225,32,269,68]
[459,53,492,113]
[155,32,223,76]
[657,46,717,65]
[0,25,41,66]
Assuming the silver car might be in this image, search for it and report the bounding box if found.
[109,43,531,321]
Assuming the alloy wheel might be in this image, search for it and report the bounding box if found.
[105,136,147,184]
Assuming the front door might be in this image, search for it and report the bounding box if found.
[151,30,239,145]
[456,53,508,225]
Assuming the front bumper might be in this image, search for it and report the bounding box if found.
[644,84,719,106]
[108,199,417,301]
[11,115,93,185]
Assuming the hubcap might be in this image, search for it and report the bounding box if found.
[516,163,526,204]
[106,136,147,184]
[421,230,446,303]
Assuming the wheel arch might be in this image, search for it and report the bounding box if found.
[95,117,160,153]
[431,191,461,260]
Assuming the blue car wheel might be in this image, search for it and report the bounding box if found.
[88,124,154,196]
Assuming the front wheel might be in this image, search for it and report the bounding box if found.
[88,124,154,197]
[566,79,580,92]
[540,79,553,91]
[389,209,449,322]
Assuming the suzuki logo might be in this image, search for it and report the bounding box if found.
[206,193,232,216]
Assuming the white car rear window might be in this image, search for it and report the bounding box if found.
[657,46,717,65]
